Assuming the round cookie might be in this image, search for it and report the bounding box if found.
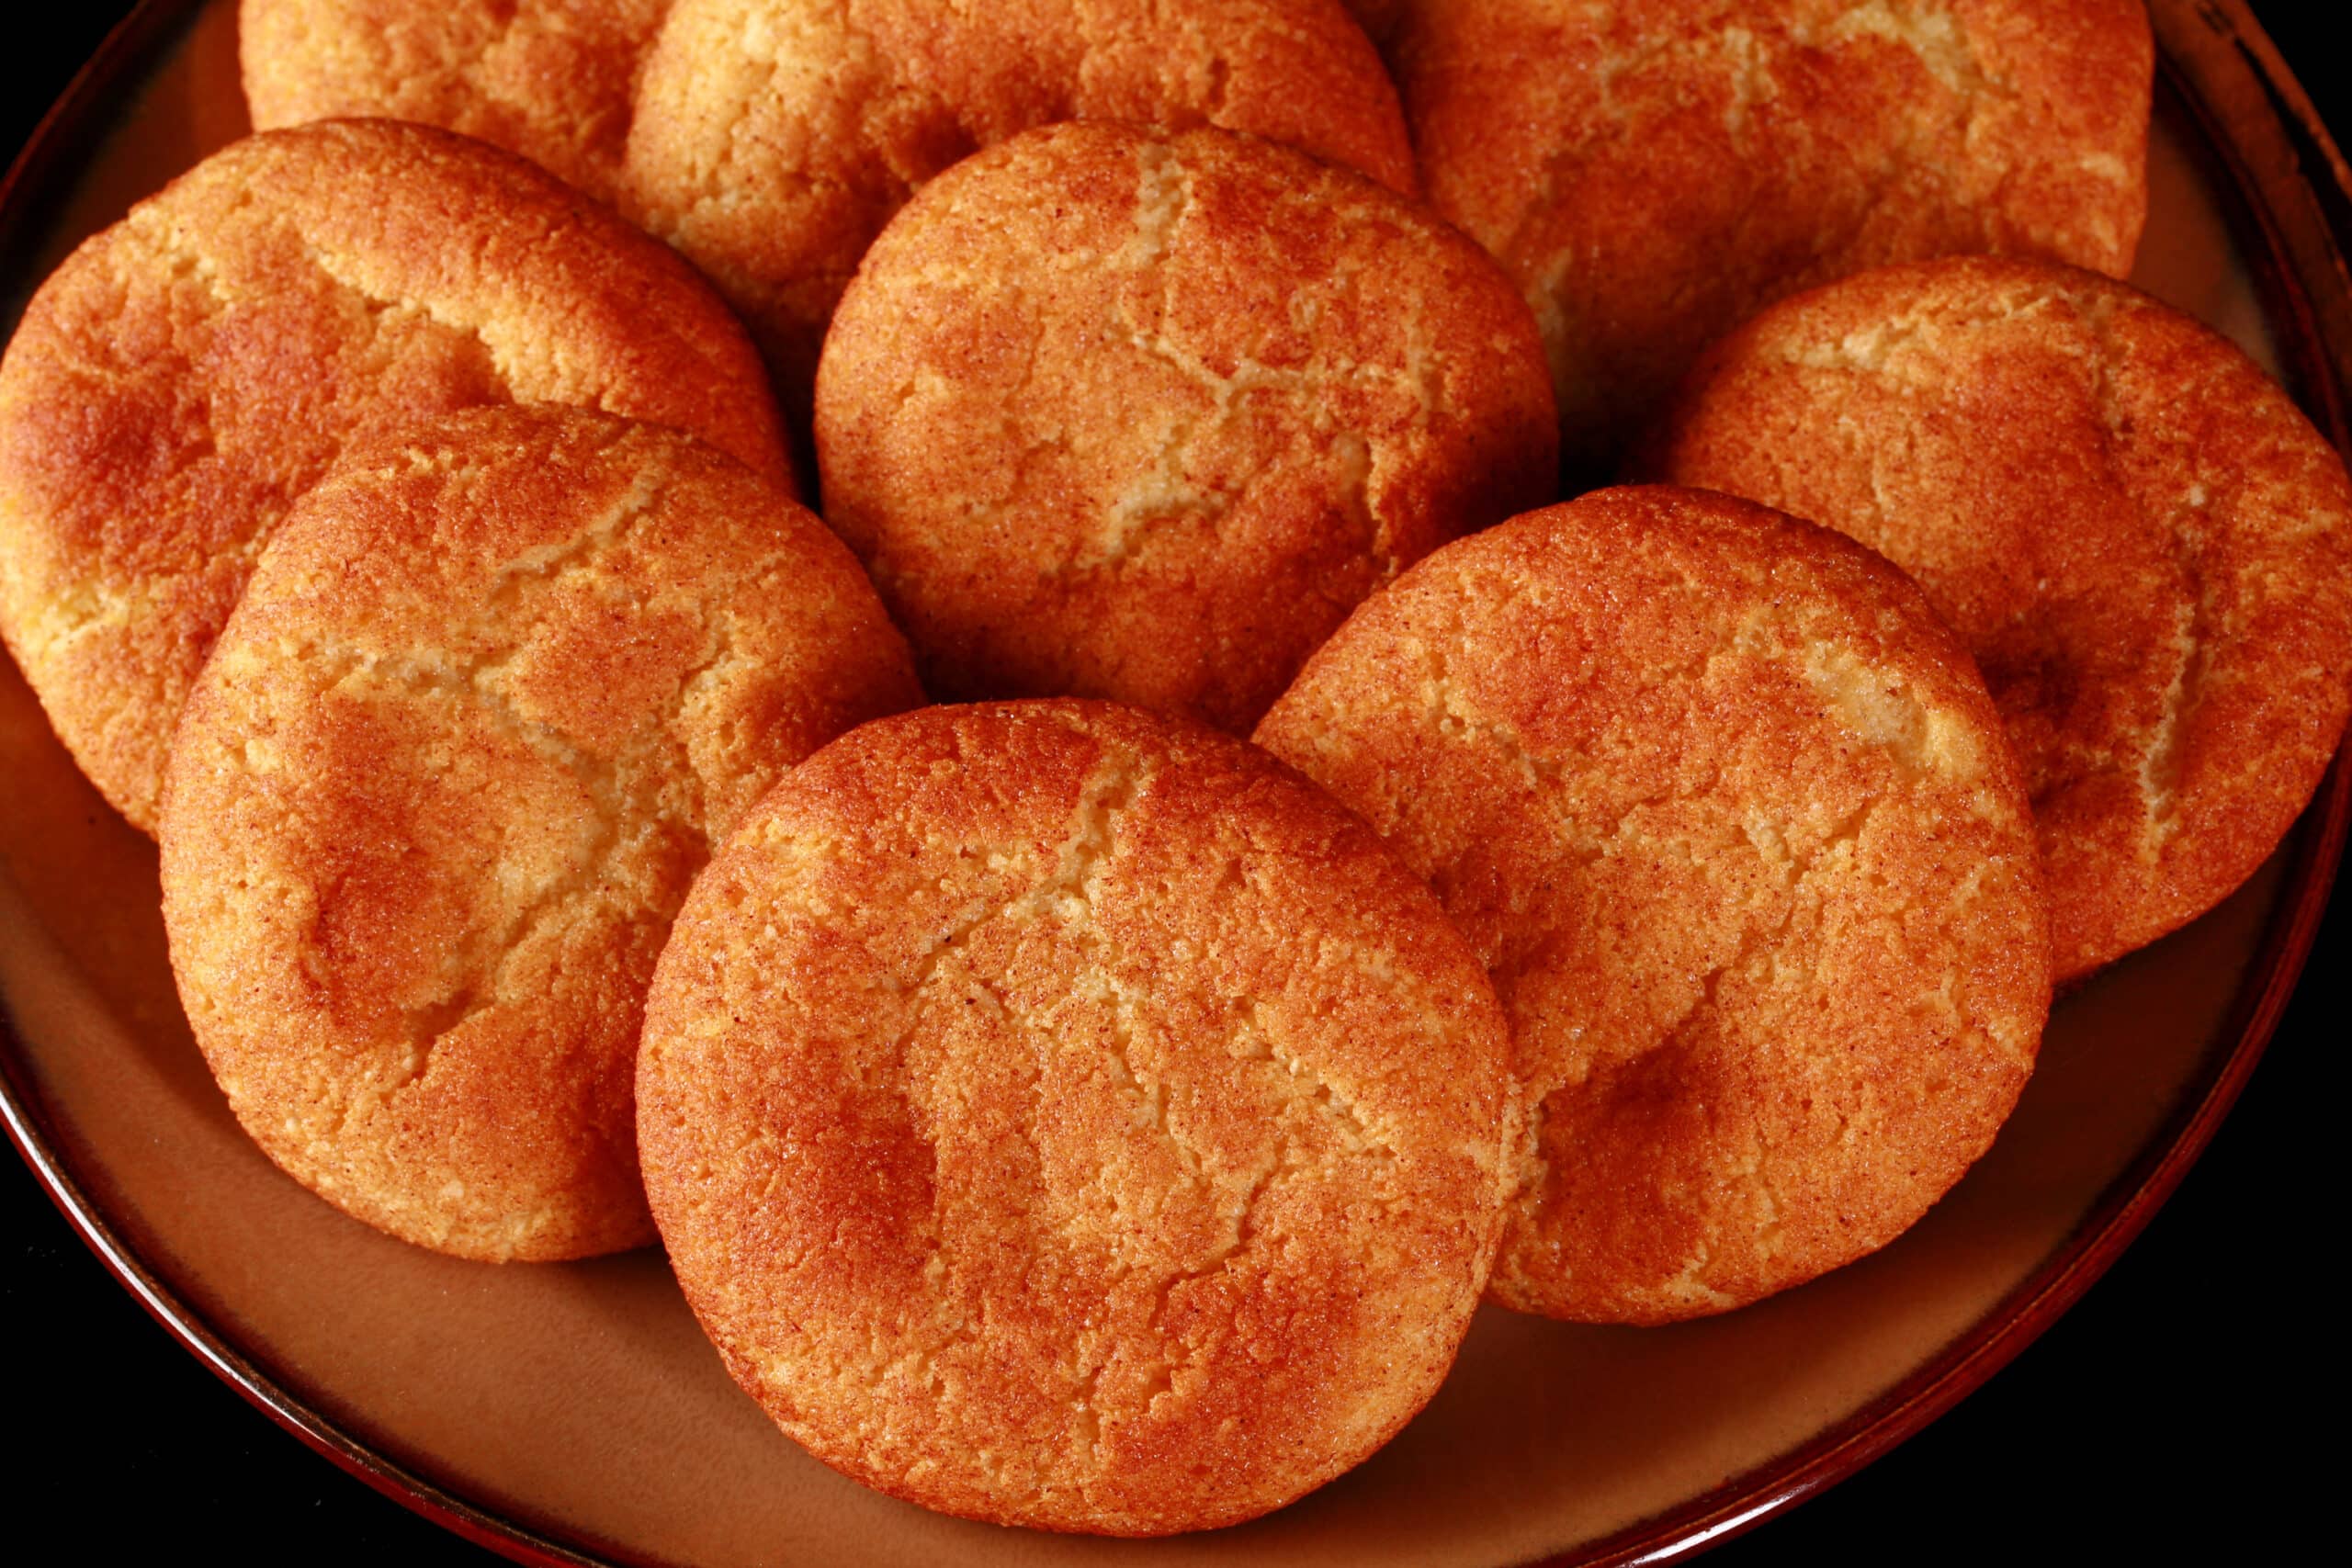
[639,700,1515,1532]
[1256,487,2051,1324]
[623,0,1417,405]
[159,407,917,1262]
[1388,0,2152,469]
[1644,256,2352,982]
[240,0,672,203]
[0,119,791,834]
[816,122,1557,733]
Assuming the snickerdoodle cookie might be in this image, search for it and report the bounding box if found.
[240,0,672,202]
[1387,0,2152,468]
[638,700,1514,1531]
[0,119,790,833]
[624,0,1416,403]
[816,123,1556,733]
[1256,487,2051,1324]
[159,407,916,1262]
[1645,256,2352,981]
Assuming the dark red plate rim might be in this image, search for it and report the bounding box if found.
[1,4,2346,1565]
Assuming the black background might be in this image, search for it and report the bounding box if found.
[2,5,2339,1562]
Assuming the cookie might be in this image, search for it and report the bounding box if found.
[158,407,916,1262]
[623,0,1416,405]
[0,120,791,833]
[1645,255,2352,981]
[239,0,672,202]
[638,700,1514,1531]
[1388,0,2152,468]
[1256,487,2051,1324]
[816,122,1556,733]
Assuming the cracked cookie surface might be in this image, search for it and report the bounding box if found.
[0,119,791,834]
[1256,487,2049,1324]
[623,0,1416,407]
[815,122,1556,734]
[240,0,673,204]
[157,406,917,1262]
[638,699,1514,1532]
[1388,0,2151,468]
[1646,257,2352,980]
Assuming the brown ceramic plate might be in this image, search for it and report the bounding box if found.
[3,3,2346,1563]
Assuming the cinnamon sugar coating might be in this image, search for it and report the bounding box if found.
[0,120,790,833]
[159,408,915,1261]
[623,0,1415,405]
[240,0,672,202]
[1388,0,2152,468]
[1645,256,2352,980]
[639,700,1514,1531]
[1257,487,2050,1323]
[817,122,1556,734]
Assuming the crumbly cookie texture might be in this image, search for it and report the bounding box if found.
[817,122,1556,733]
[1389,0,2152,468]
[159,407,915,1262]
[239,0,672,202]
[1257,487,2050,1325]
[1645,256,2352,981]
[0,120,790,834]
[624,0,1415,404]
[639,700,1514,1532]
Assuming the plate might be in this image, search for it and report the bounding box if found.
[2,3,2346,1563]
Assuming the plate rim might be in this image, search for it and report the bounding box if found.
[0,4,2345,1564]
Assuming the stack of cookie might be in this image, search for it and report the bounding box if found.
[2,0,2347,1541]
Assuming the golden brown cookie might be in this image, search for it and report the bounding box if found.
[1389,0,2152,469]
[1256,487,2051,1324]
[1644,256,2352,982]
[816,122,1556,734]
[240,0,672,202]
[0,119,791,834]
[158,407,917,1262]
[623,0,1416,406]
[639,699,1514,1531]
